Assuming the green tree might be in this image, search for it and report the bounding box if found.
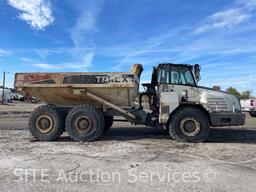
[241,90,251,99]
[225,87,241,98]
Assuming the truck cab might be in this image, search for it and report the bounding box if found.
[141,63,245,142]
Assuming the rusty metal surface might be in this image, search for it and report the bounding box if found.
[14,64,143,108]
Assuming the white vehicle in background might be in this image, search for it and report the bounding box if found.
[11,92,24,101]
[241,99,256,117]
[0,88,12,103]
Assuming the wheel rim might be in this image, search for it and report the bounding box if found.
[35,114,53,133]
[180,117,201,137]
[74,116,93,134]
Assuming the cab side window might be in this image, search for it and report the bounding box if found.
[157,66,195,86]
[159,68,170,84]
[171,66,195,86]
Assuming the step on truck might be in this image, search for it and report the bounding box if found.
[14,63,245,142]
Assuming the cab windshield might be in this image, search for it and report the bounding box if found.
[158,66,196,86]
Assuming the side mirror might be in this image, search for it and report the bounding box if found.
[194,64,201,82]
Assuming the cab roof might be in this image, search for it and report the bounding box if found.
[158,63,194,70]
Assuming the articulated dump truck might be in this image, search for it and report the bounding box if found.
[14,63,245,142]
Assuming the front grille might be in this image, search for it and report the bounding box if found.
[207,98,228,111]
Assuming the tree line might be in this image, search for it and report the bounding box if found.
[225,87,253,99]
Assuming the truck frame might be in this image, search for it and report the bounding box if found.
[14,63,245,142]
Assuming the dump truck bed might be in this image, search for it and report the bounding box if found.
[14,64,143,108]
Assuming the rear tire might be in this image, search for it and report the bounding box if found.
[249,111,256,117]
[29,105,65,141]
[169,107,210,143]
[104,116,114,132]
[66,105,105,141]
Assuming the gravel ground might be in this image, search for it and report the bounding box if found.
[0,109,256,192]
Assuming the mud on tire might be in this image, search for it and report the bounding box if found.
[66,105,105,141]
[168,107,210,143]
[29,105,65,141]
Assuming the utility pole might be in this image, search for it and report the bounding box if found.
[1,71,6,105]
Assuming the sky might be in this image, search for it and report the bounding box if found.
[0,0,256,94]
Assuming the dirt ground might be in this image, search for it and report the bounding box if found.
[0,102,42,114]
[0,104,256,192]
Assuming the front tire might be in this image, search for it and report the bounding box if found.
[66,105,105,141]
[169,107,210,143]
[29,105,65,141]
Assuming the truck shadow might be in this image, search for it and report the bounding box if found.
[207,127,256,143]
[103,127,256,144]
[103,127,169,141]
[56,127,256,144]
[102,128,256,143]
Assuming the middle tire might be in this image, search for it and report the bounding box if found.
[66,105,105,141]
